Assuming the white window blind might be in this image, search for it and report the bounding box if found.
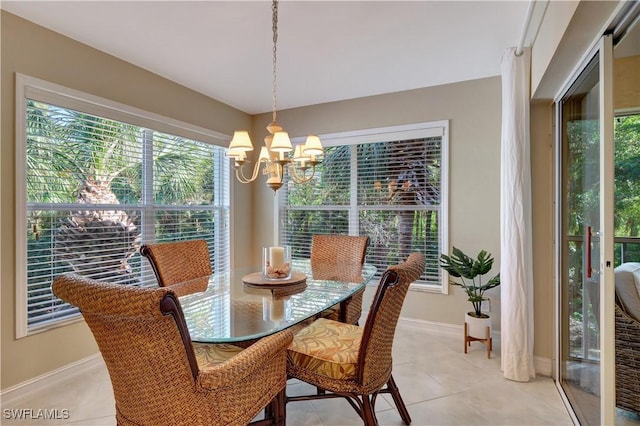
[278,122,448,290]
[17,76,230,336]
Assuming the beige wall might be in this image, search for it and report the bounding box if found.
[0,11,253,389]
[530,101,556,364]
[252,77,504,333]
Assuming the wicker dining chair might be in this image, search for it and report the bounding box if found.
[311,234,370,325]
[140,239,211,294]
[52,273,292,426]
[614,263,640,414]
[287,252,425,426]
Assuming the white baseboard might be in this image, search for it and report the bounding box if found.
[397,315,463,335]
[1,353,104,408]
[534,355,553,377]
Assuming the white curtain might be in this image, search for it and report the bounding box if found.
[500,47,535,382]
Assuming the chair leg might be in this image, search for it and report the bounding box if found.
[264,388,286,426]
[275,388,286,426]
[362,394,378,426]
[387,375,411,425]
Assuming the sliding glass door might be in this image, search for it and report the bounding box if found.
[557,35,615,426]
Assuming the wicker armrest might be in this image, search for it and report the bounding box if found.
[196,329,293,390]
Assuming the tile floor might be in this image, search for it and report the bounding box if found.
[0,320,597,426]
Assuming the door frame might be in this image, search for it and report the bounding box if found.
[598,33,615,426]
[553,34,615,425]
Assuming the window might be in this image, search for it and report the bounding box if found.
[16,75,230,337]
[278,122,448,291]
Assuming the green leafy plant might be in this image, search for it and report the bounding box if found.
[440,247,501,318]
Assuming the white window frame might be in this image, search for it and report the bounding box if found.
[276,120,449,293]
[15,74,231,338]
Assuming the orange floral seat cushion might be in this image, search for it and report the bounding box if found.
[287,318,362,380]
[193,343,244,369]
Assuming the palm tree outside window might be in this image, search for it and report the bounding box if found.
[278,122,448,290]
[17,77,230,337]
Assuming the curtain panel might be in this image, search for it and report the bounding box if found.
[500,47,535,381]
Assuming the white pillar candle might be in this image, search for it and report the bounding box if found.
[269,246,285,267]
[270,298,285,322]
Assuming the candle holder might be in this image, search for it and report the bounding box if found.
[262,246,291,280]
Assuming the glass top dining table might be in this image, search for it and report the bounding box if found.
[177,259,377,344]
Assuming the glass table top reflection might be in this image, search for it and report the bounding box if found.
[178,259,377,344]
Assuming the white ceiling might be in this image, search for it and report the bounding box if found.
[2,1,537,115]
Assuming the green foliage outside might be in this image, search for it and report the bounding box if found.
[565,114,640,359]
[25,100,222,326]
[282,139,441,280]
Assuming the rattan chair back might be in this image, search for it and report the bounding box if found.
[311,234,369,265]
[52,273,291,426]
[311,235,370,324]
[140,239,211,287]
[358,252,425,388]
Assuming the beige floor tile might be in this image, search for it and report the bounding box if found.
[0,321,588,425]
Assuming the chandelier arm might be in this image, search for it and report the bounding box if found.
[288,163,316,184]
[234,161,264,184]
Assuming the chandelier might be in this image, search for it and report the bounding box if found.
[226,0,324,193]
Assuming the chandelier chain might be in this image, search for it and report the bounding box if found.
[227,0,323,193]
[271,0,279,123]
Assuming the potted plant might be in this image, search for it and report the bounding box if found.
[440,247,501,339]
